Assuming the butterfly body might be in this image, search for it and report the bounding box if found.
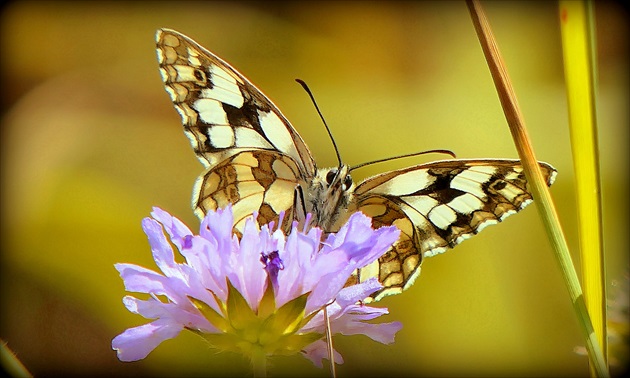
[305,165,354,231]
[156,29,557,302]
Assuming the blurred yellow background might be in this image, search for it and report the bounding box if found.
[1,1,627,377]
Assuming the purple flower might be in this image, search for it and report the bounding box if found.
[112,206,402,368]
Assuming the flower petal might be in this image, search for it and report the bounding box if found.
[339,318,402,344]
[301,339,344,368]
[114,206,402,366]
[115,263,188,303]
[142,217,182,279]
[304,213,399,313]
[273,226,321,307]
[227,217,267,311]
[331,304,402,344]
[112,319,184,362]
[324,212,400,270]
[115,263,171,295]
[335,278,383,308]
[150,207,193,251]
[122,296,214,331]
[200,204,234,254]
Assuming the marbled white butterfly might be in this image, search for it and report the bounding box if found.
[155,29,557,302]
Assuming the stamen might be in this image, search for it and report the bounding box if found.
[260,251,284,276]
[183,235,193,249]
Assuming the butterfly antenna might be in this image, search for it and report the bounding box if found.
[296,79,343,167]
[349,149,457,172]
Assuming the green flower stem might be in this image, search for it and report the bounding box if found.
[250,345,267,378]
[1,341,32,378]
[466,1,608,377]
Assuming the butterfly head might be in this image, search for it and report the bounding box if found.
[325,165,353,192]
[304,164,354,231]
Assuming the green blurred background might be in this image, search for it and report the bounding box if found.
[1,1,627,377]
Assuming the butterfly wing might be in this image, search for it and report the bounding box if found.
[350,159,557,301]
[156,30,560,302]
[155,29,316,230]
[192,150,304,233]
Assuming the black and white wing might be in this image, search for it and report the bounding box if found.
[349,159,557,301]
[156,29,316,231]
[156,29,559,303]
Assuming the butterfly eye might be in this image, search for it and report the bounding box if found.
[326,169,337,185]
[343,175,353,191]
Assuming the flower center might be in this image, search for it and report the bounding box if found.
[260,250,284,277]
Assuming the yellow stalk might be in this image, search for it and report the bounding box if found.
[558,2,608,375]
[466,1,608,376]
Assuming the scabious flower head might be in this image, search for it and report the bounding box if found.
[112,205,402,369]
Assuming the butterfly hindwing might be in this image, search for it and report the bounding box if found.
[353,159,557,301]
[193,150,302,233]
[348,195,423,300]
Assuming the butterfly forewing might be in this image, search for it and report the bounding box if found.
[156,29,558,303]
[352,159,557,301]
[156,28,317,228]
[156,29,315,174]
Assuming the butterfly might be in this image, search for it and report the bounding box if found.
[155,28,557,302]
